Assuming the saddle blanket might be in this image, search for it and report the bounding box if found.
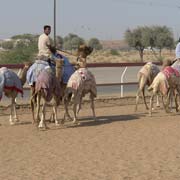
[67,68,97,97]
[0,67,23,99]
[35,67,61,103]
[26,60,51,85]
[163,66,180,79]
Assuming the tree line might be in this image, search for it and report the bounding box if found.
[0,33,103,63]
[125,25,175,62]
[0,25,177,63]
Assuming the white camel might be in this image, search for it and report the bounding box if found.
[0,62,31,125]
[135,62,160,111]
[148,66,180,116]
[63,61,97,125]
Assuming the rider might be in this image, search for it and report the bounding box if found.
[38,25,52,58]
[175,37,180,60]
[27,25,54,86]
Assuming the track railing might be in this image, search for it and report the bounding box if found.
[1,62,162,97]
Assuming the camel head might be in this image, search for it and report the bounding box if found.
[76,45,93,58]
[18,61,32,86]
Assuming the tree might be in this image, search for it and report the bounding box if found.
[151,26,174,56]
[88,38,103,50]
[0,34,38,64]
[11,34,39,43]
[63,33,85,50]
[125,26,175,61]
[56,36,63,49]
[1,41,14,50]
[125,26,150,62]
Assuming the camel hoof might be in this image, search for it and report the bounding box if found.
[38,122,47,129]
[10,121,15,125]
[14,118,19,123]
[73,120,80,125]
[55,122,60,126]
[64,114,73,121]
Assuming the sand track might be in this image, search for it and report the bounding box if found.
[0,98,180,180]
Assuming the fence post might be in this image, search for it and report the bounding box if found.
[120,67,127,97]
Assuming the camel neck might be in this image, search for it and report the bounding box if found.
[18,66,29,86]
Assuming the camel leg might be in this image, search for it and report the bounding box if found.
[63,94,73,123]
[77,96,82,114]
[142,87,149,110]
[135,89,140,111]
[30,96,35,124]
[149,93,154,116]
[53,105,59,125]
[12,96,19,122]
[36,93,41,124]
[135,75,148,111]
[164,90,171,113]
[90,94,96,121]
[72,94,80,124]
[156,94,160,107]
[38,100,47,129]
[174,86,180,112]
[9,97,15,125]
[73,102,79,124]
[30,88,36,124]
[175,91,179,112]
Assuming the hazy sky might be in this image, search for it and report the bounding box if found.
[0,0,180,40]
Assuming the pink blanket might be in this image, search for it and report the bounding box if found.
[163,66,180,79]
[67,68,97,97]
[35,68,61,103]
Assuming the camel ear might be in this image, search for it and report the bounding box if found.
[78,44,86,52]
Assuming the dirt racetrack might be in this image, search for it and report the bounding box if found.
[1,97,180,180]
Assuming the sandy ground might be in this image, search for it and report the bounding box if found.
[1,98,180,180]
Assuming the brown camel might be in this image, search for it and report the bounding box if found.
[0,62,31,125]
[148,66,180,116]
[135,62,160,111]
[32,60,63,129]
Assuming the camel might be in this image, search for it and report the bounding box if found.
[148,66,180,116]
[27,45,93,125]
[135,62,160,111]
[63,58,97,125]
[32,60,63,129]
[0,62,31,125]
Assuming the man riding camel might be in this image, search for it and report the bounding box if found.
[38,25,52,58]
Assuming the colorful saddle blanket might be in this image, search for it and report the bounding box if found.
[67,68,97,97]
[35,67,61,103]
[163,66,180,79]
[26,60,53,85]
[0,67,23,99]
